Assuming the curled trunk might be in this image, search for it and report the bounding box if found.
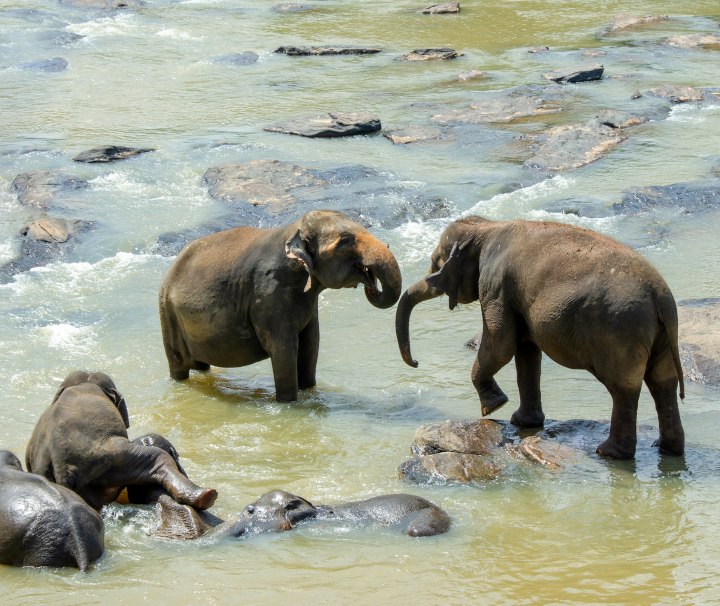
[359,239,403,309]
[395,279,443,367]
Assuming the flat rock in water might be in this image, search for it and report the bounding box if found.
[601,14,669,35]
[12,170,88,208]
[678,299,720,385]
[203,159,326,206]
[264,112,381,138]
[614,179,720,215]
[400,48,462,61]
[645,85,704,103]
[434,94,563,124]
[60,0,145,7]
[19,57,68,72]
[666,33,720,50]
[411,419,505,456]
[399,452,501,485]
[509,436,579,470]
[73,145,154,162]
[274,46,382,56]
[22,217,82,243]
[421,2,460,14]
[542,64,604,84]
[382,125,443,144]
[213,52,259,66]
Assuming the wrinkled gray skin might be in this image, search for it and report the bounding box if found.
[396,217,685,460]
[0,450,104,572]
[158,489,451,540]
[159,210,402,401]
[25,372,217,511]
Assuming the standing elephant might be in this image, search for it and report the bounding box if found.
[396,217,685,460]
[26,371,217,511]
[0,450,104,572]
[159,210,402,401]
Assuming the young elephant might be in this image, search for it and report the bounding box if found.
[0,450,104,572]
[157,489,451,540]
[396,217,685,460]
[159,210,402,401]
[25,371,217,511]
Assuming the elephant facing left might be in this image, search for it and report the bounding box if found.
[159,210,402,401]
[25,371,218,511]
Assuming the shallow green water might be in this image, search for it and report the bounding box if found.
[1,1,719,604]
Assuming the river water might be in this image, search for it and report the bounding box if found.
[1,1,719,604]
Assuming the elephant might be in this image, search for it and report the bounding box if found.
[159,210,402,401]
[0,450,104,571]
[155,489,451,540]
[25,371,218,511]
[396,216,685,460]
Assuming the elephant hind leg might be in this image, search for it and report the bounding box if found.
[596,380,643,460]
[645,351,685,456]
[160,302,192,380]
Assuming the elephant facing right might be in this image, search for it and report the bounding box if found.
[396,216,685,460]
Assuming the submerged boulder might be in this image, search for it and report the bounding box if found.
[400,48,463,61]
[614,179,720,215]
[59,0,145,8]
[600,14,669,35]
[666,33,720,50]
[542,64,604,84]
[645,85,705,103]
[399,452,501,484]
[382,125,444,144]
[272,2,315,13]
[433,93,563,124]
[275,46,381,56]
[264,112,381,138]
[213,52,259,66]
[509,436,580,470]
[21,217,82,244]
[73,145,154,163]
[12,170,88,208]
[678,299,720,385]
[421,2,460,14]
[19,57,68,72]
[411,419,505,456]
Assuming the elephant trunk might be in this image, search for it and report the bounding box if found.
[395,278,443,367]
[358,237,403,310]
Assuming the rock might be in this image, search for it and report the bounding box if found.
[399,452,501,484]
[542,64,604,84]
[433,93,563,124]
[646,85,704,103]
[59,0,145,8]
[12,170,88,208]
[19,57,68,72]
[203,160,326,206]
[382,125,443,144]
[72,145,154,163]
[458,69,487,81]
[421,2,460,14]
[264,112,381,138]
[509,436,579,470]
[21,217,82,244]
[272,2,315,13]
[411,419,505,456]
[666,33,720,50]
[601,14,669,35]
[595,109,647,129]
[678,299,720,385]
[213,52,259,66]
[274,46,382,56]
[528,46,550,54]
[614,180,720,215]
[400,48,462,61]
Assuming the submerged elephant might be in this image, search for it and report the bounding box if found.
[155,489,451,540]
[25,371,217,511]
[396,217,685,460]
[0,450,104,571]
[159,210,402,401]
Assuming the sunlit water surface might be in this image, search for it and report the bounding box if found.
[1,1,719,604]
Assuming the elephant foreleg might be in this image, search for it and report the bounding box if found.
[297,314,319,391]
[472,309,516,416]
[645,351,685,456]
[511,339,545,428]
[269,337,300,402]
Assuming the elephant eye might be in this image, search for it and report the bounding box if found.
[245,505,256,515]
[285,500,302,510]
[336,234,355,248]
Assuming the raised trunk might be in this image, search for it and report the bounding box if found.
[360,241,403,310]
[395,279,443,367]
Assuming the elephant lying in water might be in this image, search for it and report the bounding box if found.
[155,489,451,540]
[0,450,104,571]
[25,371,217,511]
[396,217,685,460]
[159,210,402,401]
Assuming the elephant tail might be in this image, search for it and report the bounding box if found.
[657,293,685,401]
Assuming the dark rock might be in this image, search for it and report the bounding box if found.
[19,57,68,72]
[274,46,382,56]
[399,452,501,484]
[542,64,604,84]
[204,160,326,206]
[614,180,720,215]
[272,2,315,13]
[12,170,88,208]
[400,48,462,61]
[73,145,154,163]
[646,85,704,103]
[421,2,460,14]
[213,52,259,66]
[666,33,720,50]
[433,92,563,124]
[382,125,443,144]
[411,419,505,456]
[600,14,669,35]
[264,112,381,138]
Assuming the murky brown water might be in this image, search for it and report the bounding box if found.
[1,1,719,604]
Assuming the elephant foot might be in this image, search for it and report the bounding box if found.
[652,437,685,457]
[479,383,509,417]
[596,438,635,460]
[181,487,218,511]
[192,361,210,372]
[510,408,545,428]
[170,368,190,381]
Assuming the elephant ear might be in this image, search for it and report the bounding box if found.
[425,241,465,310]
[285,229,314,292]
[109,389,130,429]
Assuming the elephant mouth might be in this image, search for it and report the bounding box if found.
[357,263,380,298]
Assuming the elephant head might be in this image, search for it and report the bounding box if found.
[223,490,320,538]
[53,371,130,429]
[284,211,402,309]
[0,450,23,471]
[396,217,487,367]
